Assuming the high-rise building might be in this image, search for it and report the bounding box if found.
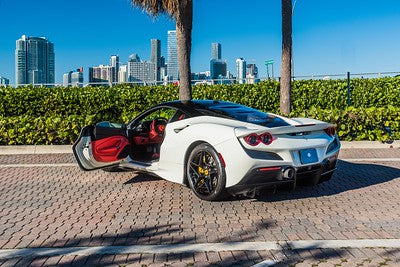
[210,42,227,80]
[211,43,221,60]
[210,59,227,79]
[118,65,128,83]
[167,30,179,81]
[129,54,140,63]
[63,68,84,87]
[150,39,161,81]
[15,35,55,86]
[128,54,155,83]
[160,56,166,67]
[159,56,167,80]
[236,58,247,84]
[0,76,10,85]
[71,68,84,86]
[246,63,259,84]
[128,62,156,84]
[246,63,258,77]
[110,55,119,84]
[63,71,72,86]
[89,65,112,85]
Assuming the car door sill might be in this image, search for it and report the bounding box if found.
[120,160,153,172]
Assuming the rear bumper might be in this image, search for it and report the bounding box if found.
[226,156,338,195]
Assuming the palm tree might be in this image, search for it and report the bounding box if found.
[131,0,193,101]
[280,0,292,115]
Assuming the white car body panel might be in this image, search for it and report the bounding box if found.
[154,117,239,184]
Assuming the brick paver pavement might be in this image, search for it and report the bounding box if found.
[0,148,400,266]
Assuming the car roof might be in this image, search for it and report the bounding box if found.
[150,100,291,128]
[157,100,240,114]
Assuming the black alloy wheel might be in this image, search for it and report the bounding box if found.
[186,143,227,201]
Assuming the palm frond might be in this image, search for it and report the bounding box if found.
[131,0,179,17]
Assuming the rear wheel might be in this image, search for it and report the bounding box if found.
[186,143,227,201]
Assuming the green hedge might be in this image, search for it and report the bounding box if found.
[293,106,400,141]
[0,106,399,145]
[1,77,399,118]
[0,77,399,144]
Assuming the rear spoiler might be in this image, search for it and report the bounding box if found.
[234,122,332,137]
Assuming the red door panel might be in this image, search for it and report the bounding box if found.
[92,135,130,162]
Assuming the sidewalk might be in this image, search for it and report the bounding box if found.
[0,141,400,155]
[0,147,399,266]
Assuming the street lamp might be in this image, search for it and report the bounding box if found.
[265,60,274,80]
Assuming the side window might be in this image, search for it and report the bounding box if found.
[142,107,177,122]
[170,110,188,122]
[132,107,177,134]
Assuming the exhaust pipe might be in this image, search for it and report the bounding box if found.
[282,167,295,180]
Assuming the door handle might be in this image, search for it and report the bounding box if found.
[174,125,189,133]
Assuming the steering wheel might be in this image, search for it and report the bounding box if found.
[150,117,168,136]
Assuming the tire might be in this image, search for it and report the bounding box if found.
[186,143,227,201]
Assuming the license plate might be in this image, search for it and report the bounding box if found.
[299,149,318,164]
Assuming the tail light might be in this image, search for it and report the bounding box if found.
[260,133,273,145]
[244,133,260,146]
[324,126,336,137]
[244,132,273,146]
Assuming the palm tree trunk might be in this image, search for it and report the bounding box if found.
[280,0,292,115]
[175,0,193,101]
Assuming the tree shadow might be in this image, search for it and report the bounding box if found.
[255,160,400,202]
[4,216,399,266]
[7,223,196,266]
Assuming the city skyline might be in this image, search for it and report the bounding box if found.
[1,0,400,84]
[68,37,258,85]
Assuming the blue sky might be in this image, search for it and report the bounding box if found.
[0,0,399,83]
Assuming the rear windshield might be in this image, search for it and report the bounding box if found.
[196,102,290,128]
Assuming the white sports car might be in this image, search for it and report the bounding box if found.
[73,100,340,201]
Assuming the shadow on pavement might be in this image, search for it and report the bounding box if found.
[22,223,196,266]
[123,172,162,184]
[255,160,400,202]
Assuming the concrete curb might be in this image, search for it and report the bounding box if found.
[0,141,399,155]
[0,145,72,155]
[341,140,400,149]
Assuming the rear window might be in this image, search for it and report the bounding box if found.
[196,102,290,128]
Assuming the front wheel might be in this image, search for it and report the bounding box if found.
[186,143,227,201]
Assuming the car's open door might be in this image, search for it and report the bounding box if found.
[73,122,131,171]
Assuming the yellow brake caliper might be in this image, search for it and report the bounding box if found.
[198,166,208,184]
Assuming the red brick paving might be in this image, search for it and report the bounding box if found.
[0,154,74,164]
[0,149,399,266]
